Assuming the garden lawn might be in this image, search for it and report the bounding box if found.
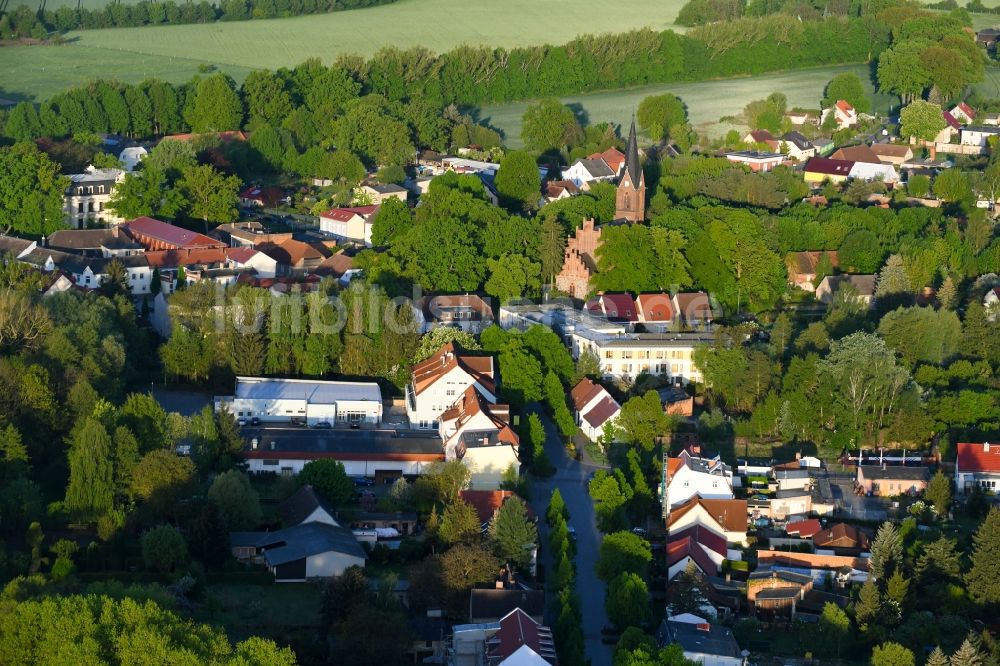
[198,583,322,630]
[474,63,899,146]
[0,0,688,101]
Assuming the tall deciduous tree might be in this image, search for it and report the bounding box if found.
[606,572,650,629]
[186,73,243,132]
[596,530,652,582]
[0,143,69,236]
[299,459,354,507]
[637,93,687,142]
[823,73,871,113]
[65,417,114,519]
[178,164,240,228]
[925,471,953,518]
[521,98,581,152]
[495,151,541,212]
[872,642,916,666]
[899,101,946,143]
[207,470,262,530]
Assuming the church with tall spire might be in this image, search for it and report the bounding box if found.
[615,117,646,222]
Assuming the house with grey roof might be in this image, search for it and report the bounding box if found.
[657,618,745,666]
[563,157,617,188]
[815,274,876,308]
[230,522,366,582]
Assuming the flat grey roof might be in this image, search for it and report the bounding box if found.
[235,376,381,404]
[250,429,442,457]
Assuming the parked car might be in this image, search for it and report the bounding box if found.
[237,418,247,427]
[349,416,361,429]
[312,421,332,429]
[250,417,260,426]
[567,526,577,541]
[351,476,374,487]
[631,527,648,537]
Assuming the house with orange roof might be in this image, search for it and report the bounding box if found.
[439,386,519,489]
[635,293,674,331]
[667,496,748,545]
[569,378,620,441]
[257,239,328,275]
[459,489,536,525]
[406,342,496,430]
[820,99,858,130]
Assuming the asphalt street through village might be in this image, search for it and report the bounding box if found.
[528,406,614,666]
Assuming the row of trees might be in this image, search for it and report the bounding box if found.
[547,489,585,665]
[0,0,396,38]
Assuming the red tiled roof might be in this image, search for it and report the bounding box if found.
[226,246,261,264]
[459,489,535,525]
[786,519,822,538]
[570,378,603,411]
[125,217,225,249]
[957,442,1000,473]
[491,608,549,662]
[586,293,637,322]
[582,395,620,429]
[589,147,626,174]
[635,293,673,322]
[747,130,776,143]
[835,99,854,113]
[956,101,976,119]
[813,523,869,550]
[144,248,227,268]
[804,157,855,176]
[239,185,285,205]
[319,205,380,222]
[943,111,961,130]
[667,535,720,576]
[674,291,713,321]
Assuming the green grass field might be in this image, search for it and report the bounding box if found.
[474,64,897,146]
[0,0,688,101]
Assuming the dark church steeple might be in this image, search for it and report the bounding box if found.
[615,117,645,222]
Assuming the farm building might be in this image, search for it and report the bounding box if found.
[216,376,382,425]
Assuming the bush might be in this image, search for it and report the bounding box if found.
[299,459,354,507]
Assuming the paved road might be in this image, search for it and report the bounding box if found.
[528,407,614,666]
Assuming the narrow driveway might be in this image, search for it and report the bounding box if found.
[528,407,613,666]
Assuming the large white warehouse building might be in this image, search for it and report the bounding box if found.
[216,377,383,425]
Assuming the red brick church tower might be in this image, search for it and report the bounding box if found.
[615,118,645,222]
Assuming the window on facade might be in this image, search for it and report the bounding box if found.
[604,350,614,359]
[87,186,94,194]
[263,459,279,466]
[98,185,105,194]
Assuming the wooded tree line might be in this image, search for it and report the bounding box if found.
[0,0,396,39]
[3,14,885,141]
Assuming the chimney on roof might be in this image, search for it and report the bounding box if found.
[986,442,991,452]
[696,623,711,632]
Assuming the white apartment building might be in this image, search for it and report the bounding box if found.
[567,330,712,384]
[64,167,126,228]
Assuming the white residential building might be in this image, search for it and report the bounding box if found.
[667,496,748,546]
[663,450,735,509]
[569,378,620,441]
[406,343,496,430]
[216,376,383,425]
[318,206,380,246]
[226,247,278,278]
[438,387,520,490]
[63,166,126,228]
[960,125,1000,147]
[568,329,712,384]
